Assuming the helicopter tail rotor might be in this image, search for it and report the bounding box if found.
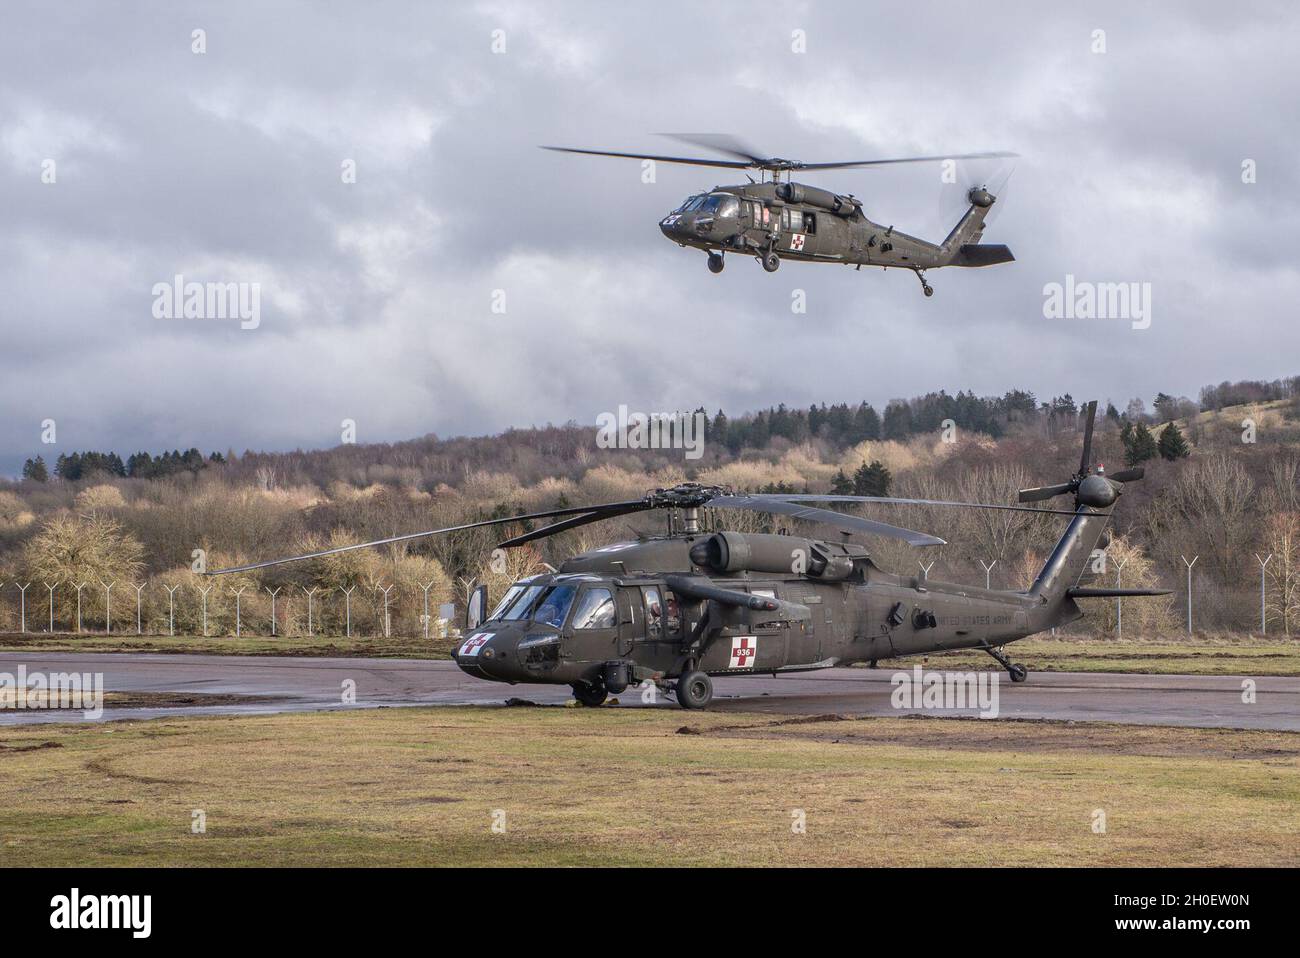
[1015,401,1147,511]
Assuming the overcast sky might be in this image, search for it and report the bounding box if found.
[2,1,1297,476]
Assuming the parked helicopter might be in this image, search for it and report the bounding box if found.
[211,403,1166,709]
[543,134,1017,296]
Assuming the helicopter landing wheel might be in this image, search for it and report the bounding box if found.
[914,269,933,297]
[761,251,780,273]
[571,682,608,707]
[707,252,724,274]
[984,644,1027,683]
[675,670,713,710]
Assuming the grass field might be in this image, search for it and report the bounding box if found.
[1,631,1297,675]
[1,706,1297,866]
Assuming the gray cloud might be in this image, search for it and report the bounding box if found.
[1,0,1297,475]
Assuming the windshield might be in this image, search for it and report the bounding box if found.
[488,584,526,621]
[677,194,705,212]
[496,583,579,627]
[698,193,739,217]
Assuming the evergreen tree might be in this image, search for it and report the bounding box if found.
[830,469,853,495]
[1124,423,1158,466]
[711,409,728,450]
[852,460,892,497]
[1157,421,1191,460]
[882,401,912,440]
[22,456,48,482]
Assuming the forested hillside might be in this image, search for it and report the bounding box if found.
[3,377,1298,638]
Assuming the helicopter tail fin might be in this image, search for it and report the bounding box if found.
[1026,510,1113,625]
[939,188,1013,267]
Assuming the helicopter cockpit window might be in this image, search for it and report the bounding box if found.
[699,194,739,217]
[572,587,616,630]
[487,584,526,621]
[497,583,577,627]
[643,587,663,638]
[531,585,578,628]
[678,195,706,213]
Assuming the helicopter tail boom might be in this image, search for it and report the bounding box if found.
[938,189,1014,267]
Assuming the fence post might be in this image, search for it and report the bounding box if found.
[1113,557,1129,639]
[102,580,115,633]
[163,583,180,636]
[420,581,437,639]
[302,587,318,636]
[74,582,88,633]
[339,586,354,638]
[376,583,394,638]
[16,583,30,633]
[1255,553,1273,635]
[196,582,213,636]
[265,587,280,636]
[1180,555,1199,636]
[229,587,245,637]
[44,581,58,633]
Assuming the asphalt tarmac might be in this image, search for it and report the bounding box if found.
[0,652,1295,731]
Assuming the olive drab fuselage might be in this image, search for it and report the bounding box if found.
[658,180,1012,276]
[452,512,1109,692]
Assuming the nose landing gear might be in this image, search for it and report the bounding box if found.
[707,252,724,274]
[571,681,608,707]
[674,670,714,709]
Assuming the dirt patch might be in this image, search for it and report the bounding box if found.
[0,740,63,754]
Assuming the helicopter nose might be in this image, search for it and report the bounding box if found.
[659,212,688,239]
[453,630,520,681]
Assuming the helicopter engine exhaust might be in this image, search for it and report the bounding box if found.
[775,182,859,215]
[689,531,855,580]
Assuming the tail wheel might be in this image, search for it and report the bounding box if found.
[675,670,713,709]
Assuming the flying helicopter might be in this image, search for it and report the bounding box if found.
[210,402,1168,710]
[542,134,1018,296]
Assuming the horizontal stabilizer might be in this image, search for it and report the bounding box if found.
[952,243,1015,267]
[1066,587,1173,598]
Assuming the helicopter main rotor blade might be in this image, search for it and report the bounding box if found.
[205,501,648,576]
[1108,467,1145,483]
[772,494,1080,517]
[540,146,751,169]
[1017,483,1075,503]
[799,150,1019,170]
[495,501,654,549]
[1078,400,1098,476]
[707,495,946,547]
[659,133,769,165]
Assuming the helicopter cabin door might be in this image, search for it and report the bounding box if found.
[745,586,790,668]
[781,207,816,259]
[747,200,773,250]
